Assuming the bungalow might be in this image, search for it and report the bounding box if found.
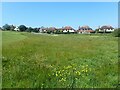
[98,25,114,33]
[77,26,95,34]
[43,27,57,34]
[62,26,75,33]
[48,27,57,31]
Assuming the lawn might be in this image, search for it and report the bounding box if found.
[2,31,118,88]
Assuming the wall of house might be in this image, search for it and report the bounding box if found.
[106,29,114,32]
[99,29,114,32]
[69,30,74,33]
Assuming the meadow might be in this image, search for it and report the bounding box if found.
[2,31,118,88]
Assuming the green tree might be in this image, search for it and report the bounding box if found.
[26,27,33,32]
[2,24,11,30]
[33,28,39,33]
[95,29,99,33]
[10,25,16,31]
[18,25,27,32]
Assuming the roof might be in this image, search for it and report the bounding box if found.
[48,27,56,31]
[78,25,92,30]
[81,25,90,28]
[63,26,74,30]
[42,27,56,31]
[100,25,114,29]
[57,28,64,30]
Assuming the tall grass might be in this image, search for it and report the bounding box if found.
[2,31,118,88]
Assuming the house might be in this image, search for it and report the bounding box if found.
[48,27,57,31]
[41,28,48,33]
[62,26,75,33]
[39,26,45,33]
[55,28,64,34]
[39,28,43,33]
[98,25,114,33]
[77,26,95,34]
[48,27,57,34]
[14,26,20,31]
[0,27,2,31]
[42,27,57,34]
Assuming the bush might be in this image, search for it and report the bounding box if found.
[113,28,120,37]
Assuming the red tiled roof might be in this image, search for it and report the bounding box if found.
[86,30,95,32]
[63,26,74,30]
[48,27,56,31]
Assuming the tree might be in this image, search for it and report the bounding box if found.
[18,25,27,32]
[26,27,33,32]
[10,25,16,31]
[33,28,39,33]
[95,29,99,33]
[2,24,11,30]
[40,26,45,29]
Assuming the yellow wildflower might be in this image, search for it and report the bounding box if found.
[85,69,88,73]
[58,71,60,74]
[56,73,58,77]
[78,71,81,75]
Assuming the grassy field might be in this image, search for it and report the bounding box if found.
[2,31,118,88]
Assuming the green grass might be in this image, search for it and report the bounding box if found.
[2,31,27,44]
[2,31,118,88]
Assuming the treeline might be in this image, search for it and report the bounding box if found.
[1,24,39,33]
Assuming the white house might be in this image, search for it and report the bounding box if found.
[99,25,114,33]
[63,30,68,33]
[62,26,75,33]
[69,29,75,33]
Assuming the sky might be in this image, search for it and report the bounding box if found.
[2,2,118,30]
